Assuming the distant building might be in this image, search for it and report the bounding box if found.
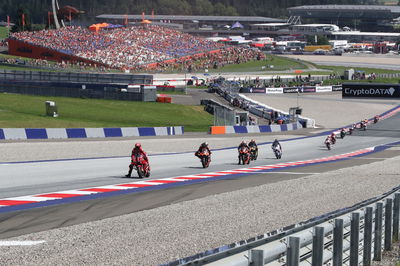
[288,5,400,32]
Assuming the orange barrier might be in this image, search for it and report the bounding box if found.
[210,126,226,135]
[156,96,172,103]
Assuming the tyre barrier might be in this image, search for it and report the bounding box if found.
[210,122,302,135]
[0,126,184,140]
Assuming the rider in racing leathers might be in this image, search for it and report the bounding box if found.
[248,139,258,152]
[195,142,212,158]
[238,140,250,158]
[271,139,282,153]
[125,143,149,177]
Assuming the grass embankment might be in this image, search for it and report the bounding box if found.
[209,54,308,73]
[0,27,8,39]
[313,65,400,85]
[0,94,212,132]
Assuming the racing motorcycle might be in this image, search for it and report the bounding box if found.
[197,148,211,168]
[238,146,250,165]
[360,121,367,131]
[325,138,332,151]
[250,146,258,161]
[272,146,282,159]
[340,129,346,139]
[131,154,150,178]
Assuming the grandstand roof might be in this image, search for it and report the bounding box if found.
[96,14,284,23]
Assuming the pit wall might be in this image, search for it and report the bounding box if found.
[0,127,184,140]
[210,122,302,135]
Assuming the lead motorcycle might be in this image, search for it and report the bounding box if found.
[238,146,250,165]
[196,147,211,168]
[131,153,150,178]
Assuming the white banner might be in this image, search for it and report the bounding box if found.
[316,86,333,93]
[265,87,284,94]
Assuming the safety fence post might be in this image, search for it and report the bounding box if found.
[250,249,264,266]
[393,193,400,241]
[374,202,383,261]
[312,226,324,266]
[333,219,344,266]
[287,236,300,266]
[385,198,393,251]
[363,207,373,266]
[350,212,360,266]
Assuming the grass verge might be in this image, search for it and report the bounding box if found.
[209,54,308,73]
[0,93,212,132]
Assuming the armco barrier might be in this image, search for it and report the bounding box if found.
[210,122,302,135]
[0,126,184,140]
[163,183,400,266]
[238,94,316,128]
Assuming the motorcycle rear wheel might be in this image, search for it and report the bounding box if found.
[137,167,144,178]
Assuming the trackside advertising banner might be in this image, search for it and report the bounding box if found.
[342,83,400,98]
[240,88,266,93]
[265,87,283,94]
[332,85,342,91]
[316,86,332,92]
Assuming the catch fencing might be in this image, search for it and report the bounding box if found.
[165,186,400,265]
[0,69,153,84]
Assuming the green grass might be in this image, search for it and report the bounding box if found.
[210,54,308,73]
[0,27,9,39]
[0,93,213,132]
[315,64,400,75]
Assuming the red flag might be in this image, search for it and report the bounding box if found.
[124,14,128,25]
[7,15,10,27]
[141,12,145,21]
[21,13,25,26]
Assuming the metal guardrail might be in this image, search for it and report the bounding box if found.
[164,186,400,266]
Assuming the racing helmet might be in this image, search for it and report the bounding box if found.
[135,143,141,148]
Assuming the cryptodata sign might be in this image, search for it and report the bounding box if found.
[342,83,400,98]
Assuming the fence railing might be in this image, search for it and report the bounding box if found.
[165,186,400,266]
[0,69,153,84]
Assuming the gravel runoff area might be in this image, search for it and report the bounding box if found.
[1,152,399,265]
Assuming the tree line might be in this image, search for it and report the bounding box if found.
[2,0,378,30]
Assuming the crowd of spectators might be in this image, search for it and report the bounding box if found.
[10,25,264,72]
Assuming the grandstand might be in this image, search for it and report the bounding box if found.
[8,25,265,72]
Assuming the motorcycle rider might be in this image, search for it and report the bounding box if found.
[340,128,346,139]
[248,139,258,151]
[125,143,149,178]
[330,132,336,144]
[195,142,212,158]
[374,115,379,123]
[271,139,282,155]
[238,140,250,151]
[325,135,332,149]
[238,140,250,163]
